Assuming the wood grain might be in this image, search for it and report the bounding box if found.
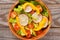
[0,28,60,40]
[0,0,60,27]
[0,0,60,40]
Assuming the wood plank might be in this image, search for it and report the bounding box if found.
[0,0,17,4]
[0,28,60,40]
[0,4,60,27]
[0,0,60,4]
[42,0,60,4]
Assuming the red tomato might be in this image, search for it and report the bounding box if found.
[26,30,31,38]
[36,30,42,35]
[14,23,20,31]
[11,11,17,18]
[36,5,43,12]
[30,10,35,14]
[28,23,34,29]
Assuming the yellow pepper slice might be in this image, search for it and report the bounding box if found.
[33,16,48,31]
[16,16,27,35]
[22,2,40,14]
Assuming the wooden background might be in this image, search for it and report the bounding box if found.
[0,0,60,40]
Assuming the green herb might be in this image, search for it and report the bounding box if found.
[31,1,40,5]
[14,5,23,14]
[19,0,26,4]
[17,30,26,36]
[24,26,29,30]
[42,11,48,17]
[14,8,20,14]
[9,18,16,23]
[32,30,36,36]
[28,18,32,24]
[34,23,38,28]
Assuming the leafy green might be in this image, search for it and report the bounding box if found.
[14,5,23,14]
[14,8,20,14]
[32,30,36,36]
[9,18,16,23]
[28,18,32,24]
[18,5,23,10]
[42,11,48,17]
[17,30,26,36]
[19,0,26,4]
[34,23,38,28]
[31,1,40,5]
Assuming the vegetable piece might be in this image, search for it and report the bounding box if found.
[26,30,31,38]
[30,10,35,14]
[32,12,42,23]
[11,11,17,18]
[27,13,32,18]
[13,23,20,31]
[14,8,20,14]
[19,0,25,4]
[36,5,42,12]
[32,30,36,36]
[36,30,42,35]
[28,23,34,29]
[34,23,38,28]
[33,16,48,31]
[16,17,27,35]
[20,30,26,36]
[25,26,29,30]
[9,18,16,23]
[17,30,26,36]
[31,1,40,5]
[18,5,23,11]
[42,11,48,17]
[19,14,28,26]
[28,18,32,24]
[14,6,22,14]
[22,2,40,14]
[24,6,32,12]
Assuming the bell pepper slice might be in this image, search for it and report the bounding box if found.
[16,16,27,35]
[33,16,48,31]
[22,2,40,14]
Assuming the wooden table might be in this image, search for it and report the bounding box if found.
[0,0,60,40]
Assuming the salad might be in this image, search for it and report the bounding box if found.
[9,0,49,38]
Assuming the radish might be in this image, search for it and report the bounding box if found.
[19,14,28,26]
[32,12,42,23]
[24,6,32,12]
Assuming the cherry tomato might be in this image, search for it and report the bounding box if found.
[36,30,42,35]
[14,23,20,31]
[30,10,35,14]
[36,5,42,12]
[26,30,31,38]
[11,11,17,18]
[28,23,34,29]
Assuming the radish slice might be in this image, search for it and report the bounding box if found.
[19,14,28,26]
[32,12,42,23]
[43,16,48,28]
[24,6,32,12]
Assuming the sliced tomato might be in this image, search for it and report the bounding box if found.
[26,30,31,38]
[13,23,20,31]
[36,5,42,12]
[11,11,17,18]
[30,10,35,14]
[36,30,42,35]
[28,23,34,29]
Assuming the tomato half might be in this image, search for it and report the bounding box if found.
[28,23,34,29]
[36,5,42,12]
[11,11,17,18]
[26,30,31,38]
[13,23,20,31]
